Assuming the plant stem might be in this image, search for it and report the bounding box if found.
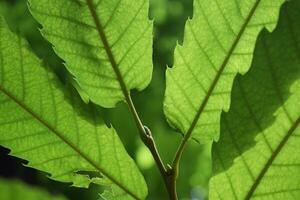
[171,124,197,199]
[126,94,178,200]
[172,133,190,183]
[126,95,167,178]
[165,166,178,200]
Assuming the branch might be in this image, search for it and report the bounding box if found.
[127,95,178,200]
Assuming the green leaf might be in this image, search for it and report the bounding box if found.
[164,0,285,143]
[100,184,135,200]
[0,17,147,200]
[209,1,300,199]
[0,178,67,200]
[28,0,153,108]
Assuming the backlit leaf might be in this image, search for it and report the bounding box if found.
[29,0,153,108]
[164,0,284,143]
[0,17,147,200]
[210,1,300,199]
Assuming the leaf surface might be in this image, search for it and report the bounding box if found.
[210,1,300,199]
[29,0,153,108]
[164,0,284,143]
[0,17,147,200]
[0,178,67,200]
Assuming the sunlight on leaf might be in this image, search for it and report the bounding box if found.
[0,17,147,200]
[164,0,285,143]
[29,0,153,108]
[210,1,300,199]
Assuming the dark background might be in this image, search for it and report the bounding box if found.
[0,0,211,199]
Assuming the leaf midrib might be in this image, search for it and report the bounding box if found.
[85,0,130,100]
[185,0,262,139]
[245,116,300,199]
[0,86,140,200]
[85,0,147,139]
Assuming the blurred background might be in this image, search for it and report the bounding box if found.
[0,0,211,199]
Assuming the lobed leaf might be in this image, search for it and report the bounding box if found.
[0,17,147,200]
[210,1,300,199]
[164,0,285,143]
[29,0,153,108]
